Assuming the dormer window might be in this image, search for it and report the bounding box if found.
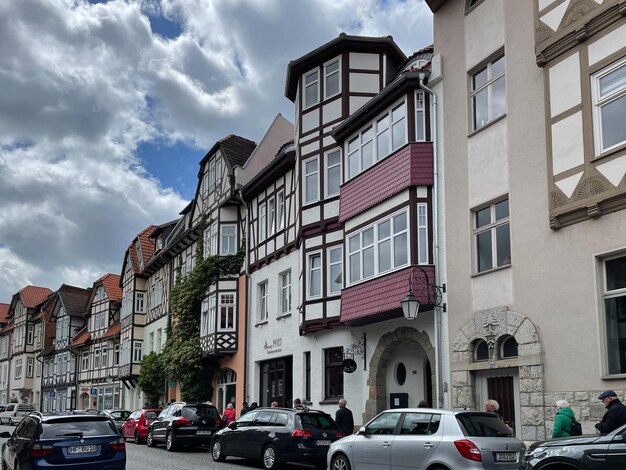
[304,69,320,109]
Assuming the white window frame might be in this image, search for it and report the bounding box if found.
[133,340,143,363]
[268,197,276,235]
[347,100,407,180]
[94,349,101,369]
[307,251,322,299]
[114,343,120,365]
[325,148,342,198]
[27,324,34,344]
[303,68,320,109]
[591,56,626,156]
[15,359,22,379]
[347,209,409,285]
[259,281,269,322]
[220,224,237,255]
[27,358,34,378]
[135,292,145,313]
[603,254,626,375]
[415,90,426,142]
[417,203,429,265]
[323,57,341,100]
[303,156,319,205]
[218,293,236,332]
[209,294,217,333]
[471,54,506,131]
[473,198,511,273]
[81,352,89,370]
[259,202,267,241]
[201,298,210,336]
[279,270,292,315]
[277,191,285,231]
[327,246,343,295]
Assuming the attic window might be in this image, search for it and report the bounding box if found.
[465,0,484,12]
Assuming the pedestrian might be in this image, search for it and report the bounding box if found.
[222,403,236,425]
[271,401,279,407]
[418,400,429,408]
[552,399,576,438]
[595,390,626,434]
[485,399,503,419]
[292,398,309,411]
[240,401,249,416]
[248,401,259,411]
[335,398,354,436]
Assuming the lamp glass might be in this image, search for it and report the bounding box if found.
[401,291,420,320]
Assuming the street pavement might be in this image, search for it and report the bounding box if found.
[0,423,316,470]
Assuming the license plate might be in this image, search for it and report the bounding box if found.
[68,445,98,454]
[316,440,331,446]
[495,452,517,462]
[196,430,212,435]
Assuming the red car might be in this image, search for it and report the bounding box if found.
[122,408,162,444]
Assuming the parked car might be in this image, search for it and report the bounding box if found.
[0,411,126,469]
[524,423,626,469]
[121,408,162,444]
[0,403,36,426]
[211,407,344,470]
[147,402,223,451]
[327,408,525,470]
[103,409,132,433]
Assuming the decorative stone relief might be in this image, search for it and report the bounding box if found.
[550,191,567,208]
[560,0,599,29]
[574,176,608,199]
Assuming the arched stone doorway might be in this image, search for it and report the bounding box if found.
[452,307,544,440]
[364,326,435,424]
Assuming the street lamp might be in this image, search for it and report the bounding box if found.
[400,267,446,321]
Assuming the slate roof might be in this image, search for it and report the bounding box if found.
[199,134,256,172]
[94,274,122,302]
[58,285,91,317]
[0,304,9,324]
[17,286,53,309]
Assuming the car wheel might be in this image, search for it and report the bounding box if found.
[134,430,140,444]
[146,429,156,447]
[331,454,351,470]
[262,444,280,470]
[211,439,226,462]
[165,431,177,452]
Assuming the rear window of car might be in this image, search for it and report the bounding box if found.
[17,405,35,411]
[110,411,131,420]
[144,411,158,420]
[41,418,118,438]
[299,413,337,430]
[456,413,514,437]
[182,405,220,420]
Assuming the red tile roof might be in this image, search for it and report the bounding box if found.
[129,225,158,274]
[339,143,433,223]
[340,266,436,323]
[101,322,121,339]
[72,325,91,346]
[95,274,122,301]
[0,304,9,323]
[18,286,53,309]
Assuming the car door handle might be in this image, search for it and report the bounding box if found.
[382,441,391,448]
[424,442,434,449]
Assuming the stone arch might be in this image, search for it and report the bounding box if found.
[363,326,435,424]
[451,307,545,440]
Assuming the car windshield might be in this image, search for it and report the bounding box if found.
[183,406,220,419]
[456,413,514,437]
[41,418,118,438]
[299,413,337,430]
[110,411,131,420]
[144,411,158,420]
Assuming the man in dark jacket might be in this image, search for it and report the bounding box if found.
[335,399,354,436]
[595,390,626,434]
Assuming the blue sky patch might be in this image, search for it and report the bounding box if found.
[147,11,183,39]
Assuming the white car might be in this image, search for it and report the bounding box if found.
[327,408,525,470]
[0,403,36,425]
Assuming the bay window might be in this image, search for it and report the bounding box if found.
[220,224,237,255]
[218,294,235,331]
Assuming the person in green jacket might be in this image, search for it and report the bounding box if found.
[552,399,576,438]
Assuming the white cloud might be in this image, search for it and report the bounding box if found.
[0,0,432,301]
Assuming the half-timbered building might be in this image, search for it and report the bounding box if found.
[0,303,10,405]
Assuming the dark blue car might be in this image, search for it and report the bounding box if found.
[0,412,126,470]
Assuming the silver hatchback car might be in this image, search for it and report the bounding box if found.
[327,408,525,470]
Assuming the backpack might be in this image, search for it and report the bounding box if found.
[569,416,582,436]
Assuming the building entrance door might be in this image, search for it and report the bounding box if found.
[260,356,292,407]
[476,368,520,435]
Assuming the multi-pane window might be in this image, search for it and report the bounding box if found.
[303,156,319,204]
[308,252,322,298]
[417,203,429,264]
[201,298,209,336]
[15,359,22,379]
[135,292,145,313]
[324,347,344,399]
[348,101,407,179]
[94,349,101,369]
[325,149,342,197]
[604,255,626,374]
[259,281,269,322]
[268,197,276,235]
[259,203,267,241]
[102,346,108,368]
[81,352,89,370]
[324,58,340,99]
[471,54,506,130]
[304,69,320,109]
[133,341,143,363]
[27,358,34,378]
[27,325,34,344]
[114,344,120,365]
[218,294,235,331]
[474,198,511,273]
[348,210,409,284]
[156,329,162,353]
[151,280,163,308]
[416,91,426,141]
[279,270,292,315]
[220,224,237,255]
[591,57,626,155]
[328,246,343,294]
[209,295,217,333]
[277,191,285,231]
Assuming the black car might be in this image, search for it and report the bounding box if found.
[524,423,626,469]
[211,407,343,470]
[0,411,126,469]
[146,402,223,451]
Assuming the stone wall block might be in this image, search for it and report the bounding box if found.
[575,391,590,401]
[505,310,525,335]
[521,425,539,441]
[452,370,469,388]
[530,392,544,406]
[515,319,539,345]
[519,392,530,406]
[520,365,543,379]
[518,342,542,356]
[520,378,543,393]
[521,407,544,426]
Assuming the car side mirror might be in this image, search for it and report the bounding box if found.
[0,432,10,438]
[228,422,237,429]
[356,426,366,435]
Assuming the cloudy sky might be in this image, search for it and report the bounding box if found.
[0,0,433,302]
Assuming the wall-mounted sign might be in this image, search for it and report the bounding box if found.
[90,388,98,396]
[342,358,357,374]
[263,338,283,354]
[49,391,56,398]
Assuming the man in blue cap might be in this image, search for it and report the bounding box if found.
[595,390,626,434]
